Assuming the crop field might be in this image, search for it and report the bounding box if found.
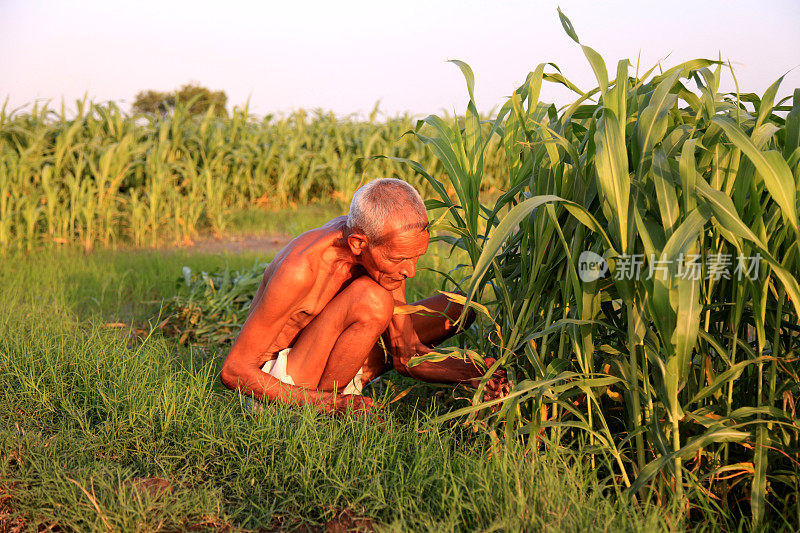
[2,10,800,532]
[0,100,507,251]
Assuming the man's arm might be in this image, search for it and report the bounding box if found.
[384,280,431,366]
[386,281,509,398]
[224,365,372,414]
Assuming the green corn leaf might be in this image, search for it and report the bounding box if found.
[582,45,609,96]
[448,59,475,102]
[754,75,784,131]
[679,138,699,214]
[607,60,629,127]
[652,148,680,237]
[784,88,800,159]
[525,64,546,113]
[562,204,615,251]
[661,207,710,261]
[594,110,630,251]
[407,347,487,369]
[651,59,719,86]
[465,100,483,176]
[464,195,614,306]
[696,177,800,317]
[671,272,702,389]
[543,71,587,96]
[752,426,769,527]
[627,427,749,496]
[557,7,580,44]
[637,71,681,171]
[713,115,799,231]
[687,356,772,406]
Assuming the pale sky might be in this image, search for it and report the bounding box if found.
[2,0,799,119]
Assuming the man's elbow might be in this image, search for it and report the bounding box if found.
[447,292,476,333]
[458,307,476,332]
[392,353,411,377]
[220,359,243,391]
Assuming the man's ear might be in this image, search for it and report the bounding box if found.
[347,233,368,255]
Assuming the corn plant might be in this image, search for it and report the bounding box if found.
[406,10,799,527]
[0,98,506,252]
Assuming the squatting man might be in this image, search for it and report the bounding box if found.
[221,178,510,414]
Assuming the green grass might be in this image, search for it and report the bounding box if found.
[0,246,675,531]
[226,203,348,237]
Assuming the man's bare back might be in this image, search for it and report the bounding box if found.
[245,216,365,365]
[220,179,509,414]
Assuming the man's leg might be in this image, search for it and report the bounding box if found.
[286,276,394,391]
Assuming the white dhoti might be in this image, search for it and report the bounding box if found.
[241,348,368,413]
[260,348,365,396]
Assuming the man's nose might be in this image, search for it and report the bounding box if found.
[400,260,416,279]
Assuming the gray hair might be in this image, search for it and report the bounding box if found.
[346,178,427,243]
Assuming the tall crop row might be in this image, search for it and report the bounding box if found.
[0,102,506,251]
[408,12,800,528]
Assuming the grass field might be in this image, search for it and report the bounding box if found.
[0,222,677,531]
[3,10,799,529]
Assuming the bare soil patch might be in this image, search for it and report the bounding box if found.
[0,484,27,533]
[179,233,293,255]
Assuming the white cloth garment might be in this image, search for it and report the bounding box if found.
[260,348,296,385]
[260,348,364,395]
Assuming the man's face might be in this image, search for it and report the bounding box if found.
[361,221,429,291]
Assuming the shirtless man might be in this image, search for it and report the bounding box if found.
[220,178,508,414]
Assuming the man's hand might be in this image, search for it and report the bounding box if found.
[331,394,379,416]
[481,376,511,401]
[468,357,511,402]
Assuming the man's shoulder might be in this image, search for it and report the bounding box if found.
[271,251,314,287]
[290,216,346,244]
[271,216,345,282]
[321,215,348,228]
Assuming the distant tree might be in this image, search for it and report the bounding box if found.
[132,89,172,115]
[132,83,228,117]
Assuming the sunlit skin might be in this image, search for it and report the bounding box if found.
[220,215,510,414]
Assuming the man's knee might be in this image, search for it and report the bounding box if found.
[347,276,394,328]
